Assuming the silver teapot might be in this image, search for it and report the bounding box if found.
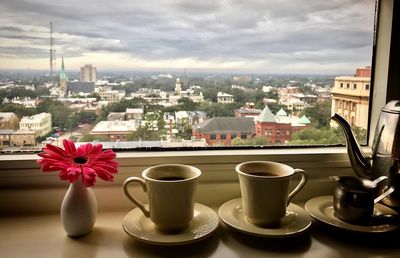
[331,100,400,209]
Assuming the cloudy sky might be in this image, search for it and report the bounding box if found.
[0,0,375,74]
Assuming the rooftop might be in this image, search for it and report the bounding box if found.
[0,112,17,121]
[20,113,51,122]
[257,105,276,123]
[194,117,255,134]
[91,120,139,133]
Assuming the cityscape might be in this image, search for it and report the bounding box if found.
[0,64,370,151]
[0,0,374,151]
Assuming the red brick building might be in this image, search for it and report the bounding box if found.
[256,106,311,144]
[355,66,371,77]
[192,117,255,146]
[193,106,311,146]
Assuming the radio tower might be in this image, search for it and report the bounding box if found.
[49,22,56,83]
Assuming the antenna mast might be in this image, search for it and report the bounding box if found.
[49,22,56,82]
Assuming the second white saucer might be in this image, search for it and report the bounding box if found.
[218,198,311,238]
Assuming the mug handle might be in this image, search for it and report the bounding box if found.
[287,169,308,206]
[123,177,150,217]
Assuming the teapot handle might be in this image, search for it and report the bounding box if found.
[372,176,393,204]
[374,186,394,204]
[372,175,388,185]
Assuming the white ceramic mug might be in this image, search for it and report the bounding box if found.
[236,161,308,227]
[123,164,201,232]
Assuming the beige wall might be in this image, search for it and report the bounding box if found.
[0,113,19,130]
[10,132,37,146]
[331,76,370,129]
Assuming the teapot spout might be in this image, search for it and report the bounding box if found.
[331,113,372,179]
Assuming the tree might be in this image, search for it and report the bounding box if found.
[289,127,344,145]
[199,102,241,117]
[37,99,72,130]
[231,136,270,146]
[126,126,164,141]
[289,126,367,145]
[79,134,109,142]
[0,103,37,118]
[301,101,332,128]
[86,93,101,101]
[66,111,98,131]
[177,97,198,111]
[231,137,248,146]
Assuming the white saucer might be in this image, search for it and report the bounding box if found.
[218,198,312,238]
[122,203,219,245]
[305,196,400,233]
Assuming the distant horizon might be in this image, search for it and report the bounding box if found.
[0,67,357,77]
[0,0,375,74]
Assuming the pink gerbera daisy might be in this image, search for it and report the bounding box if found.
[37,139,119,187]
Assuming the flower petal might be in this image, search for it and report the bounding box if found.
[82,167,97,187]
[63,139,77,155]
[67,166,81,182]
[41,144,68,159]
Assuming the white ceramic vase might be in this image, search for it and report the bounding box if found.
[60,178,97,237]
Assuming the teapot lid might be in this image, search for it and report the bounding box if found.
[382,100,400,114]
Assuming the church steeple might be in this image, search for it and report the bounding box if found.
[60,58,67,80]
[59,57,68,96]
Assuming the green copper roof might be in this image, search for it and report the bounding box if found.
[276,108,288,117]
[299,115,311,124]
[60,58,68,80]
[257,105,276,123]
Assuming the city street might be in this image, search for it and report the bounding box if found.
[53,131,72,147]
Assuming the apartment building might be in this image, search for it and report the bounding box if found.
[90,120,140,141]
[331,66,371,129]
[19,113,52,137]
[10,130,38,147]
[0,112,19,130]
[80,64,97,82]
[217,92,235,104]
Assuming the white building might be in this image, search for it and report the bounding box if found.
[19,113,52,137]
[217,92,234,104]
[97,89,125,103]
[330,67,371,129]
[126,108,144,120]
[280,99,306,113]
[90,120,139,141]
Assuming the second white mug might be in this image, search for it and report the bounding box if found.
[236,161,308,227]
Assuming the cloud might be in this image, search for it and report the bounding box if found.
[0,0,375,73]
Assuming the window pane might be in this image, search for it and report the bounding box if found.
[0,0,374,151]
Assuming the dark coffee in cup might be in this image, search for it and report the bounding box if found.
[157,176,186,181]
[249,172,276,177]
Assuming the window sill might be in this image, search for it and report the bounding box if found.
[2,147,398,257]
[1,209,399,258]
[0,147,356,214]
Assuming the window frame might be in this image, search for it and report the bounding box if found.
[0,0,397,192]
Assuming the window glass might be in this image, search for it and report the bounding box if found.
[0,0,375,151]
